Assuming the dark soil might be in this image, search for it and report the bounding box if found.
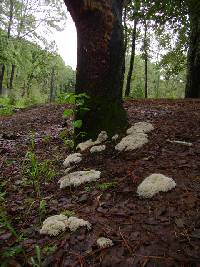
[0,99,200,267]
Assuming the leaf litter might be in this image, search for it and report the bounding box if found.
[0,99,200,266]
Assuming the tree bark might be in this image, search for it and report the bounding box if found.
[64,0,127,141]
[50,67,55,102]
[0,65,5,95]
[144,20,148,99]
[125,19,137,97]
[123,7,128,56]
[0,0,14,94]
[185,5,200,98]
[9,64,15,90]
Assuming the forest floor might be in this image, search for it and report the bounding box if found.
[0,99,200,267]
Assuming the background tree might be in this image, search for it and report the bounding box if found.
[185,0,200,97]
[0,0,67,95]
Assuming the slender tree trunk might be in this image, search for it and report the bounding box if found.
[0,0,14,94]
[0,65,5,95]
[50,67,55,102]
[7,0,14,39]
[122,7,128,85]
[9,64,15,90]
[144,20,148,99]
[64,0,127,141]
[26,74,33,97]
[123,7,128,56]
[185,6,200,98]
[125,19,137,97]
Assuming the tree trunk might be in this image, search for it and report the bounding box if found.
[122,7,128,84]
[0,65,5,95]
[64,0,127,141]
[50,67,55,102]
[0,0,14,94]
[144,20,148,99]
[185,6,200,98]
[125,19,137,97]
[123,7,128,56]
[9,64,15,90]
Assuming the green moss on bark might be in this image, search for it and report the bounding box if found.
[75,96,127,142]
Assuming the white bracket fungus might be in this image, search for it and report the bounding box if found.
[77,131,108,152]
[115,133,148,151]
[137,173,176,198]
[112,134,119,141]
[90,145,106,153]
[115,121,154,152]
[58,170,101,188]
[95,131,108,143]
[77,139,94,152]
[127,121,154,135]
[63,153,82,167]
[40,215,91,236]
[68,216,91,231]
[40,214,69,236]
[97,237,113,248]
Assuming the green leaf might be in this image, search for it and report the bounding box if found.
[72,120,82,129]
[63,109,73,118]
[64,93,76,104]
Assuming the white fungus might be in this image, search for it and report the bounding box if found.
[40,214,69,236]
[115,132,148,151]
[68,216,91,231]
[58,170,101,188]
[77,139,94,152]
[77,131,108,152]
[97,237,113,248]
[137,173,176,198]
[127,121,154,135]
[63,153,82,167]
[90,145,106,153]
[40,215,91,236]
[95,131,108,143]
[112,134,119,141]
[115,121,154,152]
[64,167,72,174]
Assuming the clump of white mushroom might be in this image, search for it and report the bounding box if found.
[77,131,108,152]
[58,170,101,188]
[115,121,154,152]
[40,214,91,236]
[137,173,176,198]
[97,237,113,248]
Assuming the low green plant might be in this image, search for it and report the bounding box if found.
[43,244,57,255]
[61,209,75,217]
[29,132,36,150]
[23,151,55,197]
[2,245,24,259]
[30,245,42,267]
[42,134,51,144]
[58,129,74,148]
[0,106,14,116]
[0,211,18,239]
[0,191,6,202]
[39,199,47,224]
[30,244,57,266]
[96,182,118,191]
[84,185,94,193]
[62,92,90,142]
[0,210,27,265]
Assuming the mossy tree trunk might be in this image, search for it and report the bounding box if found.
[185,2,200,98]
[64,0,127,141]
